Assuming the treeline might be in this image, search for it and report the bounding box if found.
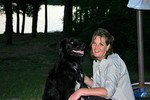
[47,0,62,5]
[67,0,150,70]
[0,0,150,70]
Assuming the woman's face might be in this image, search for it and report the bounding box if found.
[91,36,109,60]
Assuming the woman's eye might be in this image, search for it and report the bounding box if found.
[92,43,96,46]
[99,43,103,46]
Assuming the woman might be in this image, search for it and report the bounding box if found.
[68,28,135,100]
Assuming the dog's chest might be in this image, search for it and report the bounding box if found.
[72,63,84,79]
[75,73,84,90]
[75,81,81,91]
[72,64,84,91]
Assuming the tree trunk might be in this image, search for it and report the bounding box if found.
[21,8,26,34]
[4,1,13,45]
[32,0,39,37]
[16,2,20,34]
[63,0,73,35]
[44,0,48,34]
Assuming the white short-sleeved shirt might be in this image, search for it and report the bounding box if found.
[92,53,135,100]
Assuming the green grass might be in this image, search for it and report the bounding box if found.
[0,33,62,99]
[0,33,150,99]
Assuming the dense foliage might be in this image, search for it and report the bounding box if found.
[0,0,150,70]
[70,0,150,70]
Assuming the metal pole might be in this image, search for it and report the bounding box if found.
[136,10,145,88]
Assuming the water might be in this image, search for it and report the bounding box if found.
[0,5,64,34]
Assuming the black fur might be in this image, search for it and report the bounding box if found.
[42,38,86,100]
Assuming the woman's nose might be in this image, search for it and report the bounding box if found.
[95,44,99,48]
[94,46,98,50]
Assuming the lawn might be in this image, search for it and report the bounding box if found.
[0,33,150,100]
[0,33,63,99]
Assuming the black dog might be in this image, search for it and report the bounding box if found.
[42,38,86,100]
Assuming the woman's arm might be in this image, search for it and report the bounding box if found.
[80,87,108,97]
[68,87,108,100]
[84,75,93,88]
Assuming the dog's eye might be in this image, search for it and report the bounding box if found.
[71,42,74,44]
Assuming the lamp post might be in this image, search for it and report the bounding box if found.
[127,0,150,97]
[136,9,144,88]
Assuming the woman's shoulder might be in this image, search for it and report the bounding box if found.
[107,53,121,61]
[93,53,123,66]
[106,53,126,68]
[102,53,124,65]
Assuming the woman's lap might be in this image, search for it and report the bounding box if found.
[83,96,111,100]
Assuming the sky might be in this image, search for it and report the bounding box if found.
[0,5,64,34]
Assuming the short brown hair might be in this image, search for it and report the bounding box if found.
[91,28,114,59]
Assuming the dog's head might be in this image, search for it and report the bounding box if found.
[58,38,86,59]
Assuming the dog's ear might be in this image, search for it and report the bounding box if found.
[57,38,67,57]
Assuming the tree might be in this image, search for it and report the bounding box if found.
[20,3,33,34]
[4,0,13,45]
[63,0,73,35]
[44,0,48,34]
[12,0,42,36]
[12,0,34,34]
[32,0,41,37]
[16,1,20,34]
[20,3,26,34]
